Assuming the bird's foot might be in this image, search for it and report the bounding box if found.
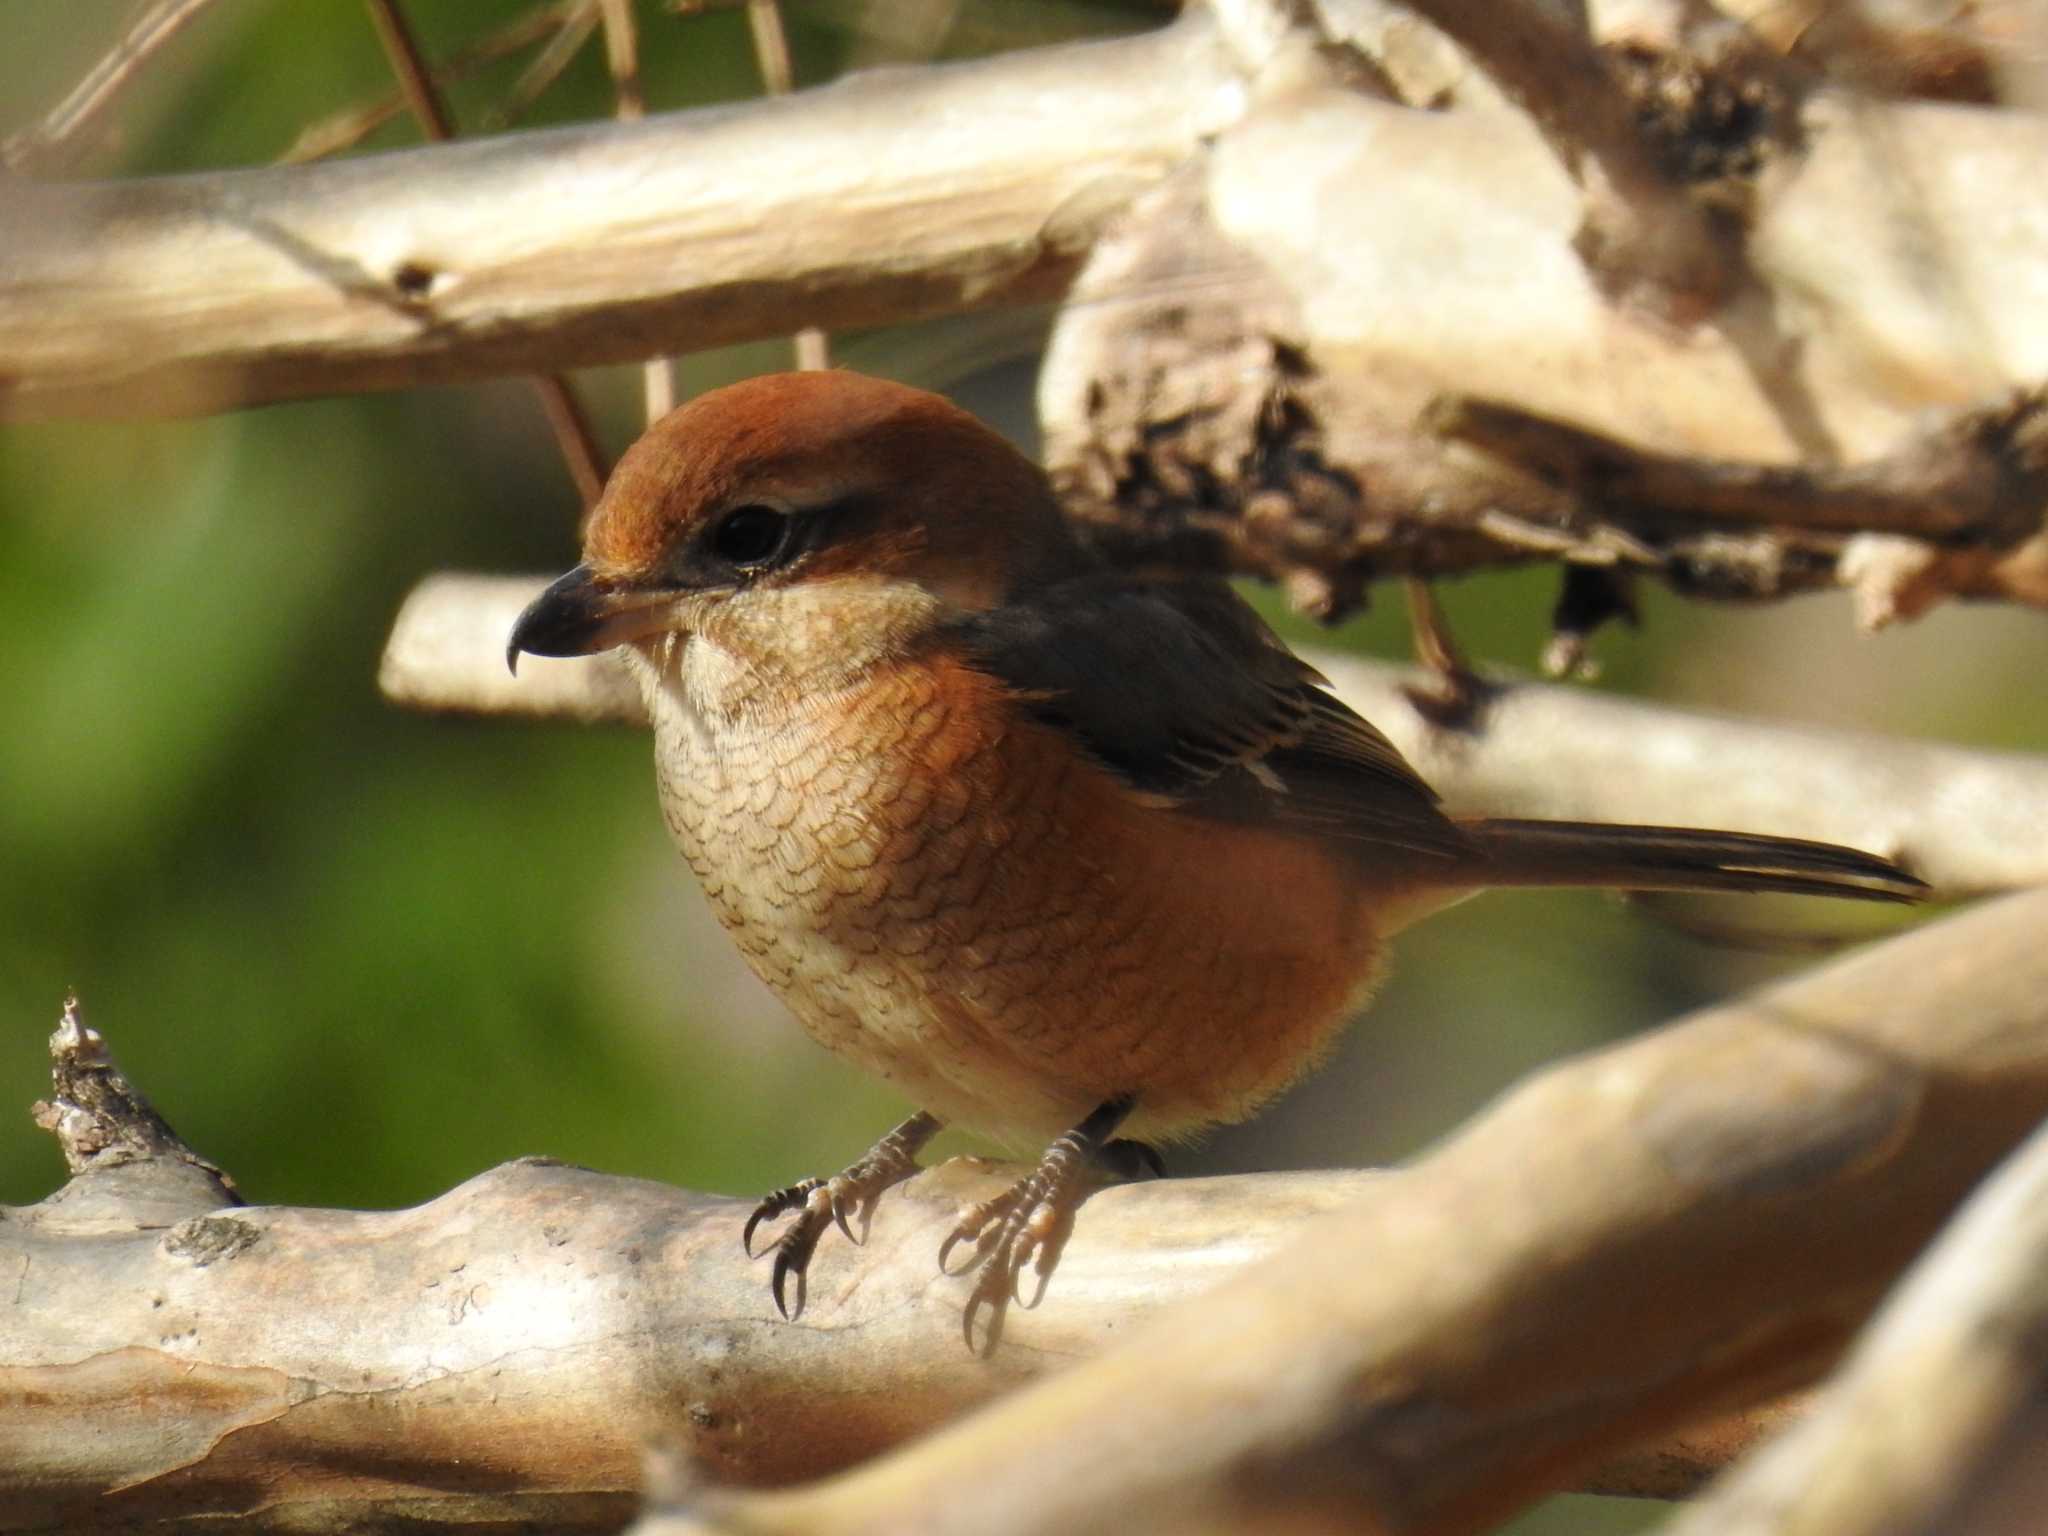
[743,1110,942,1320]
[1398,576,1493,729]
[938,1097,1138,1355]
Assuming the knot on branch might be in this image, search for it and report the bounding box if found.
[30,995,238,1197]
[1607,32,1799,195]
[1053,314,1379,621]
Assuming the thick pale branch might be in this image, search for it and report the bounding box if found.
[1663,1114,2048,1536]
[650,889,2048,1536]
[0,14,1236,420]
[1,1136,1373,1530]
[1037,69,2048,622]
[1306,651,2048,897]
[10,893,2048,1533]
[1402,0,1749,315]
[380,573,2048,894]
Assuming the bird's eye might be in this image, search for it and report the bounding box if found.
[709,504,791,569]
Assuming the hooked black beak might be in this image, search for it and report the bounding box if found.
[506,565,670,674]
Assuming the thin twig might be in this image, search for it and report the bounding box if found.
[1430,390,2048,544]
[746,0,831,372]
[599,0,676,423]
[280,98,410,165]
[598,0,647,118]
[489,0,603,131]
[283,2,585,164]
[533,375,610,511]
[745,0,796,95]
[1398,576,1489,727]
[2,0,223,173]
[364,0,454,139]
[364,0,608,509]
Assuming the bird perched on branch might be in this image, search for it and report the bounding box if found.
[509,370,1924,1351]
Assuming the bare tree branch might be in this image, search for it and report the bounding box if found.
[29,996,237,1207]
[1035,25,2048,624]
[11,892,2047,1532]
[1427,388,2048,544]
[1404,0,1752,318]
[631,889,2048,1536]
[1660,1111,2048,1536]
[379,572,2048,894]
[0,14,1238,420]
[365,0,455,141]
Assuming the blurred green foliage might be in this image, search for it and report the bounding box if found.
[1,24,2040,1523]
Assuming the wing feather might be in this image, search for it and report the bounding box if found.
[943,573,1472,864]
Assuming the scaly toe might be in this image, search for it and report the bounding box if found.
[765,1185,839,1319]
[962,1247,1021,1354]
[743,1177,823,1257]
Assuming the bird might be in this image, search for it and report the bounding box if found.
[507,370,1925,1350]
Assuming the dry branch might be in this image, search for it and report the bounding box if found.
[10,891,2048,1533]
[0,1138,1373,1530]
[379,572,2048,894]
[1427,389,2048,544]
[1036,10,2048,624]
[8,2,2047,630]
[1663,1114,2048,1536]
[1404,0,1751,317]
[0,14,1238,420]
[630,888,2048,1536]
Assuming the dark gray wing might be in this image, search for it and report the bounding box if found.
[944,573,1473,864]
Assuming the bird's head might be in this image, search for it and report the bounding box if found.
[507,372,1083,689]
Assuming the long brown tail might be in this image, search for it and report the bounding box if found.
[1460,819,1927,903]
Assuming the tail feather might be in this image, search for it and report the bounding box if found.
[1460,819,1927,903]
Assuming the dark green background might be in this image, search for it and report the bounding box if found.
[4,9,2039,1533]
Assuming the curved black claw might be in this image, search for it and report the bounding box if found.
[743,1179,833,1319]
[770,1209,825,1320]
[742,1112,943,1322]
[744,1178,823,1258]
[938,1185,1021,1278]
[950,1164,1093,1355]
[943,1097,1138,1356]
